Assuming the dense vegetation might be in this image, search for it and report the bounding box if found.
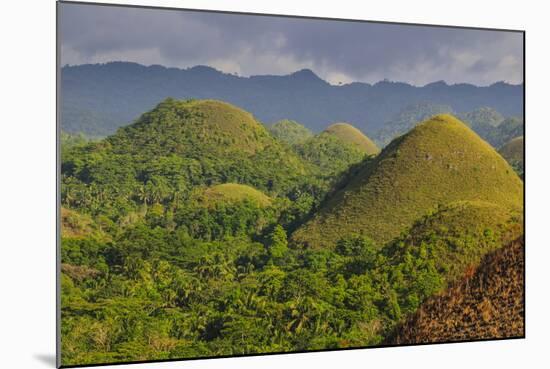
[61,99,323,226]
[60,199,521,365]
[489,117,524,148]
[61,101,524,366]
[296,130,375,181]
[269,119,314,146]
[459,106,505,129]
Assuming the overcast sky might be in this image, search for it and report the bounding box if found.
[59,2,523,86]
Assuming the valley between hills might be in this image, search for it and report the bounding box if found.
[60,98,524,366]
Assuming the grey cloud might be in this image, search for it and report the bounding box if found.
[60,2,523,86]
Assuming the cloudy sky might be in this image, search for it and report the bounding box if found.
[59,2,523,86]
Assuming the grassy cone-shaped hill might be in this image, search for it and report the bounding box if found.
[292,114,523,248]
[108,98,280,155]
[196,183,272,208]
[323,122,380,155]
[63,98,310,196]
[383,200,523,286]
[295,122,379,178]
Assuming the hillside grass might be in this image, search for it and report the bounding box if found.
[292,114,524,248]
[324,122,380,155]
[296,133,368,178]
[61,207,107,240]
[108,98,273,155]
[198,183,272,207]
[383,200,523,285]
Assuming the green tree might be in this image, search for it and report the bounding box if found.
[267,225,288,260]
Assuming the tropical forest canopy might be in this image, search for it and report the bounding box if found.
[60,98,524,366]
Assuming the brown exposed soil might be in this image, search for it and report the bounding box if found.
[61,263,101,282]
[385,237,524,345]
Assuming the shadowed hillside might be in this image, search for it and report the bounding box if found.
[484,117,524,148]
[385,237,524,344]
[292,114,523,248]
[269,119,314,146]
[374,103,454,146]
[459,106,504,129]
[499,136,524,176]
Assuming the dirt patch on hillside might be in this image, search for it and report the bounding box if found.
[386,237,524,344]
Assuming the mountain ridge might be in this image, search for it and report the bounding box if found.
[61,62,524,136]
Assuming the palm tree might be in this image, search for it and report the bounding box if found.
[63,187,74,206]
[285,296,329,335]
[137,185,150,205]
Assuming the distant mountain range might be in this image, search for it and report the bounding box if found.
[61,62,523,138]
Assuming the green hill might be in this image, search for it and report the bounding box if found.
[296,133,367,178]
[62,99,311,210]
[197,183,272,207]
[294,122,379,179]
[323,122,380,155]
[383,200,523,284]
[292,114,523,248]
[499,136,524,176]
[269,119,313,146]
[359,200,523,327]
[107,98,278,155]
